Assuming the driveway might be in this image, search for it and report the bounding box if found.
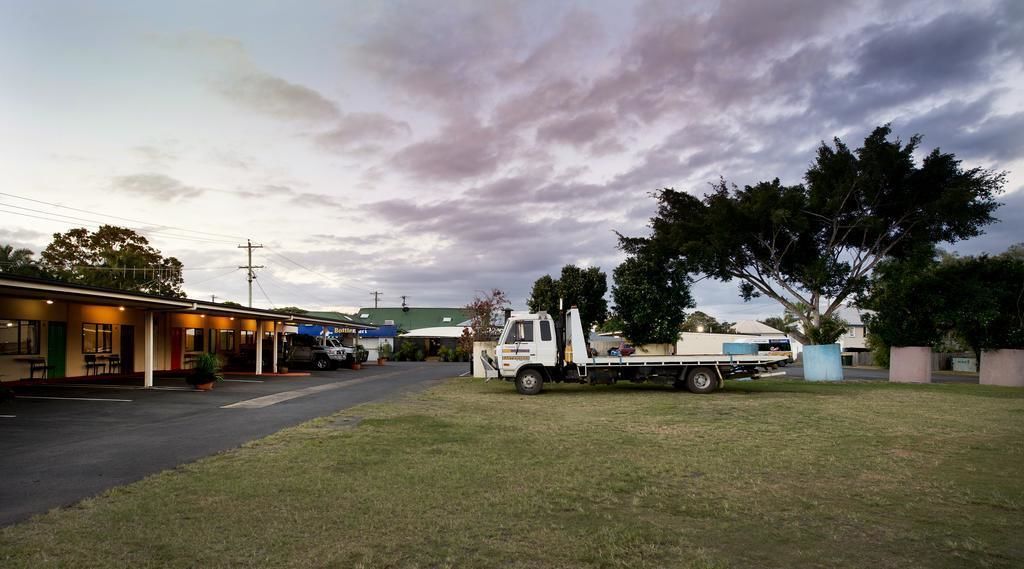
[0,362,466,526]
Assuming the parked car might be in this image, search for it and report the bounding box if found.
[287,334,354,370]
[607,343,636,357]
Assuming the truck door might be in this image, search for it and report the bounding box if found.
[497,319,535,376]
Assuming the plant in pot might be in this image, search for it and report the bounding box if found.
[377,343,392,366]
[186,353,223,391]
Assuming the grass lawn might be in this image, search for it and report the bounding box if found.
[2,378,1023,569]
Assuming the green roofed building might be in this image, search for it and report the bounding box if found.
[352,307,472,332]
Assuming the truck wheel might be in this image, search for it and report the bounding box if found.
[686,367,719,394]
[515,369,544,395]
[313,356,331,371]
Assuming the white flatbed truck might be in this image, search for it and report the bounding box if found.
[481,308,788,395]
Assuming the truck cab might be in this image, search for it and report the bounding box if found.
[494,312,559,378]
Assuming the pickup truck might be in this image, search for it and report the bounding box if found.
[286,334,355,370]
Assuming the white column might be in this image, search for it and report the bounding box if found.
[255,320,264,375]
[144,311,154,388]
[272,323,279,373]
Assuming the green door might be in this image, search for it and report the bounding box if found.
[47,322,67,379]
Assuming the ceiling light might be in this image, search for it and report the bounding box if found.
[118,306,125,311]
[200,314,206,318]
[45,300,54,305]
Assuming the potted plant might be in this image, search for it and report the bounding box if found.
[186,353,223,391]
[377,343,392,366]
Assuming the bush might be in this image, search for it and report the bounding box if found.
[395,341,421,362]
[378,343,393,360]
[186,353,223,385]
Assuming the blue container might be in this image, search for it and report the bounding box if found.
[803,344,844,381]
[723,343,758,355]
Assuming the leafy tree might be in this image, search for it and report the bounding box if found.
[612,244,693,345]
[40,226,185,297]
[465,288,510,341]
[270,306,309,314]
[0,245,47,278]
[527,265,608,330]
[597,311,626,334]
[862,246,1024,361]
[760,313,799,335]
[680,311,736,334]
[628,126,1004,345]
[220,301,243,307]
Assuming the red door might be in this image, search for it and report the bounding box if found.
[170,328,183,370]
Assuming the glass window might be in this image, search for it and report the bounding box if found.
[240,330,255,346]
[0,319,40,355]
[540,320,552,342]
[505,321,534,343]
[217,330,236,352]
[82,323,113,353]
[185,328,205,352]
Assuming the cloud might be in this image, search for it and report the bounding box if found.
[212,72,339,122]
[392,118,519,181]
[111,173,207,201]
[315,113,412,152]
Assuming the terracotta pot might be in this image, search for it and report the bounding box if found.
[194,382,214,391]
[352,363,362,370]
[377,358,385,366]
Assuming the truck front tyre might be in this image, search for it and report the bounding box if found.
[515,369,544,395]
[313,356,331,371]
[686,367,719,394]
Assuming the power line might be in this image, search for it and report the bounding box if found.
[371,290,382,308]
[254,277,275,309]
[0,191,245,241]
[262,247,370,296]
[238,239,265,308]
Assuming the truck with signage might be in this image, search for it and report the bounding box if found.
[480,308,787,395]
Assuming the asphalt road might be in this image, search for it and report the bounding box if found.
[0,362,465,526]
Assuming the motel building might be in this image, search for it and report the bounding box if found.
[0,274,375,386]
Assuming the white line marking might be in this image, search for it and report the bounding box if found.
[16,395,132,402]
[39,383,191,391]
[458,371,471,377]
[222,375,382,409]
[222,379,264,383]
[0,414,15,418]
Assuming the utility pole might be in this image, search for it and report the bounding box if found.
[211,294,217,303]
[237,239,264,308]
[370,291,382,308]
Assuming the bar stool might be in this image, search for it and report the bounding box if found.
[84,354,105,375]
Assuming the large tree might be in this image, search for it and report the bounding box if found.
[611,244,693,345]
[0,245,47,278]
[41,225,185,297]
[680,311,735,334]
[527,265,608,330]
[862,246,1024,360]
[630,126,1004,345]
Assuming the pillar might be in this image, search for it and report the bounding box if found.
[272,322,279,373]
[144,311,154,388]
[255,320,263,375]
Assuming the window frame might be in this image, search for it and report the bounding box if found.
[184,328,205,352]
[0,319,41,356]
[81,322,113,354]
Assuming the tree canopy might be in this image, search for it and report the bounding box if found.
[465,288,510,341]
[527,265,608,330]
[680,311,735,334]
[861,245,1024,358]
[0,245,46,278]
[40,226,185,297]
[627,125,1004,345]
[611,244,693,345]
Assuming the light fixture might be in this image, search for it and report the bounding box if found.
[118,306,125,311]
[45,300,54,305]
[229,317,235,321]
[5,322,13,327]
[200,314,206,318]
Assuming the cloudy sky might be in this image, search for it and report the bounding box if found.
[1,0,1022,320]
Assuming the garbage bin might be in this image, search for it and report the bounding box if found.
[841,355,853,366]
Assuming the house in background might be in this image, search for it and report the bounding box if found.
[834,305,873,365]
[354,307,472,359]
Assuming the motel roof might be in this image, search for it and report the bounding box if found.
[0,274,376,330]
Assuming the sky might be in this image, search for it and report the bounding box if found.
[1,0,1022,321]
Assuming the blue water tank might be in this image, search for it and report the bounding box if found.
[722,343,758,355]
[803,344,844,381]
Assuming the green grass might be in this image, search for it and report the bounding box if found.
[3,379,1023,568]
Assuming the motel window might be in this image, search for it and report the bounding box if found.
[240,330,255,346]
[185,328,205,352]
[82,323,113,354]
[0,319,40,355]
[217,329,236,351]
